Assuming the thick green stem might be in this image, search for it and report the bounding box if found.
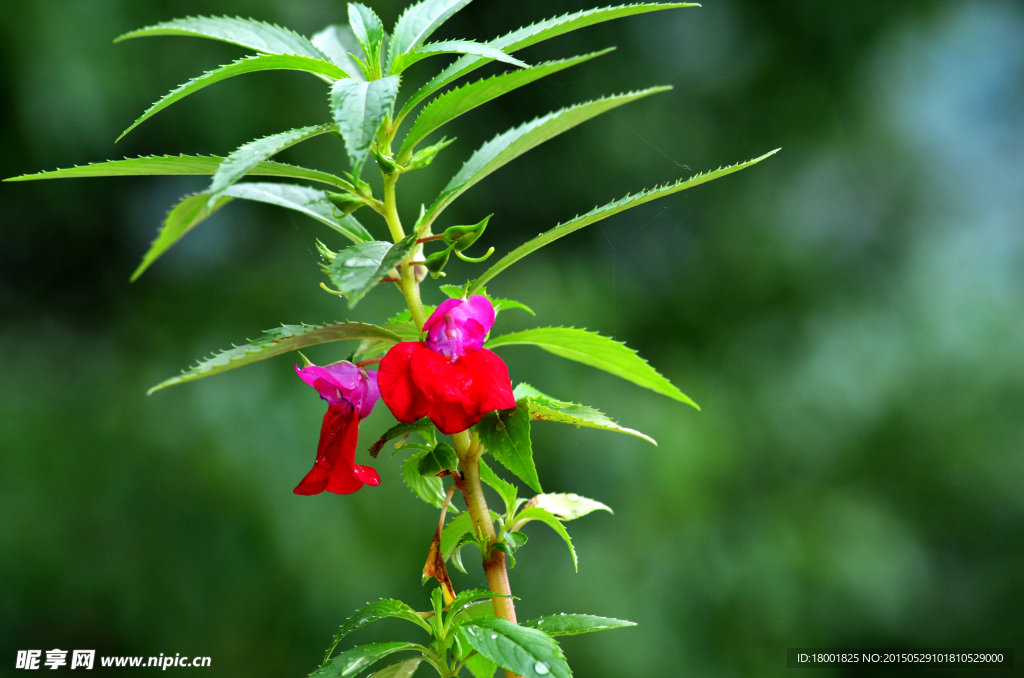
[452,432,517,623]
[382,172,428,329]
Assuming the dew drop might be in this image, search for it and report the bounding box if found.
[559,612,566,616]
[534,661,550,675]
[490,633,498,640]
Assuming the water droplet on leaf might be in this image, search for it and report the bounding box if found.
[534,661,550,675]
[490,633,498,640]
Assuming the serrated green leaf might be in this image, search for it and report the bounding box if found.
[491,299,534,316]
[463,653,497,678]
[355,319,423,360]
[479,458,518,517]
[323,601,431,665]
[398,3,695,118]
[476,405,540,494]
[440,511,477,561]
[391,40,525,75]
[417,442,458,476]
[147,322,399,394]
[521,614,636,637]
[461,618,570,678]
[5,154,355,192]
[513,506,577,571]
[370,418,433,457]
[367,658,422,678]
[116,56,347,141]
[398,50,610,157]
[469,149,779,292]
[208,124,336,205]
[312,25,367,79]
[388,0,474,67]
[130,182,372,281]
[423,88,669,226]
[512,382,656,445]
[402,451,447,508]
[328,233,417,308]
[438,284,465,299]
[313,642,424,678]
[331,76,401,166]
[487,328,697,408]
[116,15,327,59]
[446,589,507,627]
[532,493,612,521]
[349,4,384,66]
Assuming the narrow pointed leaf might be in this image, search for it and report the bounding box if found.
[522,614,636,637]
[327,233,417,308]
[323,601,432,664]
[512,382,657,445]
[478,458,518,517]
[441,511,477,561]
[147,322,400,394]
[313,642,424,678]
[425,88,669,225]
[402,451,447,508]
[388,0,474,65]
[513,506,577,571]
[5,154,355,192]
[116,16,327,59]
[399,3,695,117]
[116,55,347,141]
[531,493,612,521]
[371,418,433,457]
[349,4,385,63]
[461,618,571,678]
[368,659,422,678]
[476,404,540,493]
[331,76,401,166]
[391,40,525,75]
[312,25,367,79]
[207,124,336,204]
[447,589,509,627]
[398,50,610,156]
[470,150,779,291]
[130,182,372,281]
[487,328,697,408]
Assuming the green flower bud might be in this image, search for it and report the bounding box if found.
[424,248,451,278]
[407,136,456,171]
[442,214,491,251]
[326,192,365,216]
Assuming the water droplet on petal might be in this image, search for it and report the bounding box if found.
[534,661,550,675]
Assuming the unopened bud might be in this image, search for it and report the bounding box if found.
[424,248,451,278]
[326,192,365,216]
[407,136,456,171]
[443,214,491,252]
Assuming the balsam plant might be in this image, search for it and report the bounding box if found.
[8,1,775,676]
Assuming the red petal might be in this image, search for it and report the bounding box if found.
[379,343,515,435]
[294,405,376,495]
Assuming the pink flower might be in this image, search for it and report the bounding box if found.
[380,296,515,435]
[423,295,495,360]
[293,362,380,495]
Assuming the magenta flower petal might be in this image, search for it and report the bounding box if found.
[423,295,495,360]
[295,362,379,415]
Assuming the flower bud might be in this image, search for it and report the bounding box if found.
[442,215,490,252]
[326,192,365,216]
[407,136,456,171]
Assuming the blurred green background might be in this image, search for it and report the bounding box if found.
[2,0,1022,675]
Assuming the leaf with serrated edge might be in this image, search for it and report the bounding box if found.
[130,182,371,281]
[446,589,509,627]
[463,653,497,678]
[398,50,610,157]
[367,659,422,678]
[512,382,656,445]
[389,0,474,65]
[441,511,477,561]
[5,154,354,192]
[532,493,612,521]
[487,328,698,408]
[476,405,540,493]
[148,322,399,394]
[402,452,447,508]
[424,88,669,226]
[322,601,431,664]
[479,458,518,517]
[312,642,424,678]
[391,40,525,75]
[513,506,577,571]
[398,3,696,118]
[328,234,417,308]
[116,15,328,59]
[208,124,336,204]
[371,418,432,457]
[349,4,384,64]
[116,56,346,141]
[470,149,779,292]
[522,614,636,637]
[312,25,367,80]
[461,618,571,678]
[331,77,401,166]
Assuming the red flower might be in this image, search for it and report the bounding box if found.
[378,296,515,435]
[294,362,380,495]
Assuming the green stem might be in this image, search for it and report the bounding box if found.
[382,172,428,329]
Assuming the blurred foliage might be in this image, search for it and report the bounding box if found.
[2,0,1023,676]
